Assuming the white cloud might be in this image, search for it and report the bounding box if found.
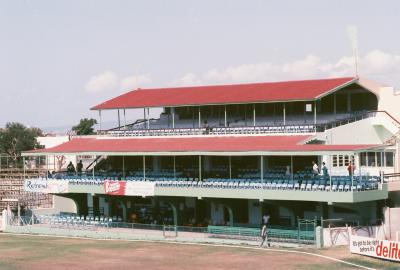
[85,71,119,93]
[85,71,152,93]
[171,50,400,88]
[120,74,152,90]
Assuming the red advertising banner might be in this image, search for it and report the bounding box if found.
[104,180,126,196]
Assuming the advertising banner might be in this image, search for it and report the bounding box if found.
[104,181,155,196]
[104,180,126,196]
[350,235,400,262]
[24,179,69,193]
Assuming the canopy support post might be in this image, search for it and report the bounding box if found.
[314,100,317,132]
[123,109,126,131]
[172,107,175,129]
[99,110,102,132]
[143,156,146,181]
[198,107,201,128]
[229,156,232,180]
[199,155,202,181]
[224,105,227,127]
[253,104,256,127]
[117,109,121,130]
[291,156,294,181]
[283,103,286,130]
[260,156,264,184]
[122,156,125,179]
[173,156,176,180]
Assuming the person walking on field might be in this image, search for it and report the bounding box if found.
[260,214,270,247]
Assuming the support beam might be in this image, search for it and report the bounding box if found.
[123,109,126,130]
[173,156,176,180]
[99,110,102,132]
[283,103,286,127]
[314,100,317,131]
[198,107,201,128]
[290,156,294,181]
[117,109,121,130]
[143,156,146,180]
[172,107,175,129]
[260,156,264,183]
[224,105,227,127]
[253,104,256,127]
[199,156,202,181]
[122,156,125,179]
[229,156,232,179]
[147,108,150,129]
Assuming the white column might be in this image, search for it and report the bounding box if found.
[172,107,175,129]
[143,108,146,127]
[224,105,227,127]
[143,156,146,180]
[147,108,150,129]
[122,156,125,179]
[290,156,293,181]
[260,156,264,183]
[173,156,176,180]
[123,109,126,130]
[229,156,232,179]
[199,156,202,181]
[253,104,256,127]
[198,107,201,128]
[99,110,102,132]
[283,103,286,127]
[314,101,317,131]
[117,109,121,129]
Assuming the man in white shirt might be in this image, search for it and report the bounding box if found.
[312,161,319,177]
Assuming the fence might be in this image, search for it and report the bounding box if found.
[6,215,315,246]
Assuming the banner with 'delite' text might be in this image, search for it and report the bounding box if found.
[350,235,400,262]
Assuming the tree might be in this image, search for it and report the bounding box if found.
[0,122,43,162]
[72,118,98,135]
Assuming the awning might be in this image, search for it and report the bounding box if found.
[92,77,356,110]
[24,135,379,156]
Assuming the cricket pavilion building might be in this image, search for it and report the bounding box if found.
[23,77,400,229]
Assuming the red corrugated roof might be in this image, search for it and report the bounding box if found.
[92,77,356,110]
[27,135,376,155]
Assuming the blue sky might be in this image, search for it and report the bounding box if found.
[1,0,399,131]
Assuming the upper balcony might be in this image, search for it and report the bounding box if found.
[93,77,381,138]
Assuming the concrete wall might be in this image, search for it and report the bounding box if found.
[322,225,386,247]
[383,207,400,241]
[248,200,262,226]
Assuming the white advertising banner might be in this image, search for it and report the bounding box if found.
[125,181,155,196]
[350,235,400,262]
[24,179,69,193]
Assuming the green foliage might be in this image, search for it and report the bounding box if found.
[72,118,98,135]
[0,122,43,161]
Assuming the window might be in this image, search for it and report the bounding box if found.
[376,152,382,167]
[385,152,394,167]
[332,156,338,167]
[332,155,354,167]
[338,155,344,167]
[367,152,376,166]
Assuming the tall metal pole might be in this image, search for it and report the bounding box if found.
[291,156,294,181]
[314,100,317,132]
[123,109,126,130]
[147,108,150,129]
[283,103,286,129]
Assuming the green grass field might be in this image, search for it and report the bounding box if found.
[0,233,398,270]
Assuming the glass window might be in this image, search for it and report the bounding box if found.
[376,152,382,167]
[344,155,350,166]
[338,155,344,167]
[332,155,338,167]
[385,152,394,167]
[360,153,367,166]
[367,152,376,167]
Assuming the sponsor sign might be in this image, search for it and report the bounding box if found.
[24,179,69,193]
[104,181,155,196]
[104,180,126,196]
[350,235,400,262]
